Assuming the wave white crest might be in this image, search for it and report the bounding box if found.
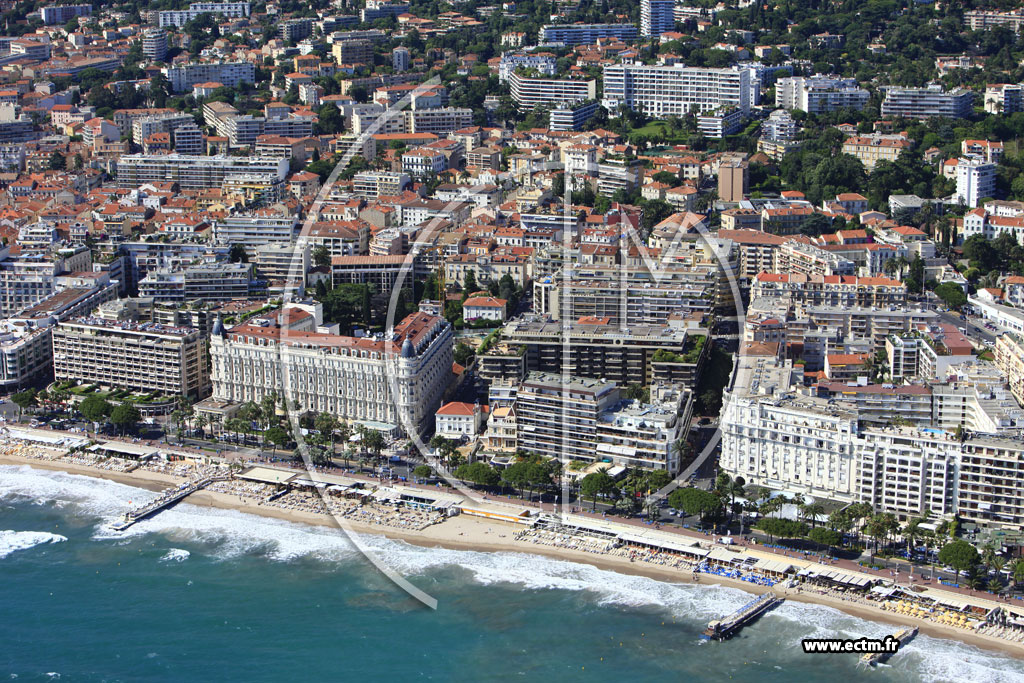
[160,548,190,563]
[5,464,1024,680]
[0,530,67,558]
[0,465,153,518]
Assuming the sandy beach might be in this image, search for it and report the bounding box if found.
[2,451,1022,659]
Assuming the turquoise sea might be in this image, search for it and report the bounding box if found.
[2,464,1023,682]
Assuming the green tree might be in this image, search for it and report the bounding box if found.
[455,461,500,487]
[263,426,290,454]
[109,404,141,435]
[580,469,618,511]
[229,243,248,263]
[938,540,980,583]
[79,394,113,423]
[933,282,967,310]
[11,389,36,417]
[312,245,331,269]
[413,464,433,481]
[47,151,65,171]
[807,526,841,552]
[501,461,532,497]
[668,487,719,522]
[362,428,385,461]
[756,517,809,542]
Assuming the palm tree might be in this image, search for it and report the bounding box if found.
[1010,558,1024,591]
[801,502,825,528]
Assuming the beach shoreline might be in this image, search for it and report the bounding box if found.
[2,452,1022,659]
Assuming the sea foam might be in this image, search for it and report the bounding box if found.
[4,464,1024,681]
[0,530,67,559]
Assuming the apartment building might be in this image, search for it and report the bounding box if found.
[40,4,91,23]
[501,316,697,387]
[141,29,168,62]
[965,9,1024,32]
[995,333,1024,406]
[880,85,974,119]
[138,262,260,304]
[775,76,870,113]
[209,310,453,436]
[351,171,411,198]
[115,154,288,190]
[212,213,299,253]
[539,23,638,46]
[498,52,557,82]
[52,317,210,400]
[956,157,997,208]
[841,133,912,171]
[536,264,724,324]
[515,373,619,463]
[405,107,473,135]
[751,272,906,308]
[641,0,675,37]
[886,326,974,382]
[131,112,194,146]
[549,100,600,131]
[603,63,752,117]
[158,2,251,27]
[984,84,1023,114]
[0,284,118,391]
[509,72,597,110]
[162,62,256,92]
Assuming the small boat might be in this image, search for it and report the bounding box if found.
[860,626,918,666]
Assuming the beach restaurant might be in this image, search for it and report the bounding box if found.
[796,568,875,590]
[87,441,160,461]
[4,426,89,449]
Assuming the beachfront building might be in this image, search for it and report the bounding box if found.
[51,317,210,400]
[514,372,690,472]
[209,309,453,436]
[434,401,487,439]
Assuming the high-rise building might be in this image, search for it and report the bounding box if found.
[718,159,748,202]
[158,2,251,28]
[602,64,752,116]
[278,18,313,43]
[641,0,675,37]
[172,123,203,155]
[984,84,1024,115]
[956,157,996,208]
[392,46,410,72]
[142,29,168,62]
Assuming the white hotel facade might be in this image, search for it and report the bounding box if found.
[209,310,453,436]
